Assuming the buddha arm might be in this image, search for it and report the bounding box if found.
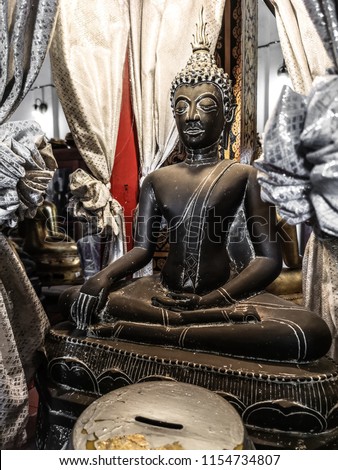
[78,175,161,298]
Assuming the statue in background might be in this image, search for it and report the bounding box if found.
[61,12,331,363]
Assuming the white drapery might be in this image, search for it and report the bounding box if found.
[0,0,58,449]
[50,0,129,268]
[129,0,226,182]
[272,0,334,94]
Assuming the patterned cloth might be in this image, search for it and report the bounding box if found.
[0,234,50,449]
[256,76,338,238]
[0,120,55,448]
[256,78,338,361]
[255,85,312,225]
[0,0,58,449]
[303,233,338,361]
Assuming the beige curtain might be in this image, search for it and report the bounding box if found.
[50,0,129,260]
[272,0,334,94]
[129,0,226,182]
[0,0,58,448]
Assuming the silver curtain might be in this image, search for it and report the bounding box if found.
[256,0,338,360]
[0,0,58,449]
[0,0,58,124]
[0,233,50,449]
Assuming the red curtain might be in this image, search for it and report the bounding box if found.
[110,57,139,252]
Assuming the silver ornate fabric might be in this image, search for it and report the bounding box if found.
[0,120,55,448]
[303,233,338,361]
[69,169,124,235]
[69,169,126,278]
[257,0,338,361]
[0,0,59,124]
[255,85,312,225]
[256,76,338,238]
[0,120,57,228]
[0,2,58,449]
[0,234,50,449]
[303,0,338,69]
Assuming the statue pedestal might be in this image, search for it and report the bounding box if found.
[36,322,338,450]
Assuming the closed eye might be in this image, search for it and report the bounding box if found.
[175,100,189,115]
[197,97,218,112]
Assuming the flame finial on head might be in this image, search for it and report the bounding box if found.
[170,8,235,123]
[191,7,211,52]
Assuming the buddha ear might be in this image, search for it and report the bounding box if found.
[221,102,236,155]
[225,102,236,124]
[221,120,232,155]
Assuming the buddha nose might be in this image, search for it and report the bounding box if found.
[186,103,200,122]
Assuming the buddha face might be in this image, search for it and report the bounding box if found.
[173,82,224,150]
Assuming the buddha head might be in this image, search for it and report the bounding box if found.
[170,10,235,151]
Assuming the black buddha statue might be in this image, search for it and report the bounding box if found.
[60,18,331,365]
[39,13,338,451]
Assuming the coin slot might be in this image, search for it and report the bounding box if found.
[135,415,183,430]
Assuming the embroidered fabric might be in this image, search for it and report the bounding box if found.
[256,76,338,238]
[69,168,124,236]
[255,85,312,225]
[0,120,55,448]
[303,233,338,361]
[0,1,58,448]
[0,120,56,228]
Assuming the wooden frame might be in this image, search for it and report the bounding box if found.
[222,0,258,163]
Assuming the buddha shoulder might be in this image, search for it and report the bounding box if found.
[143,163,186,188]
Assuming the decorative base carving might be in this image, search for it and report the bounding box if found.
[36,323,338,449]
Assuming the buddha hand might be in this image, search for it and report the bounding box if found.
[70,275,111,335]
[152,292,202,311]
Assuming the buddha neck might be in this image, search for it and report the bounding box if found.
[185,142,220,166]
